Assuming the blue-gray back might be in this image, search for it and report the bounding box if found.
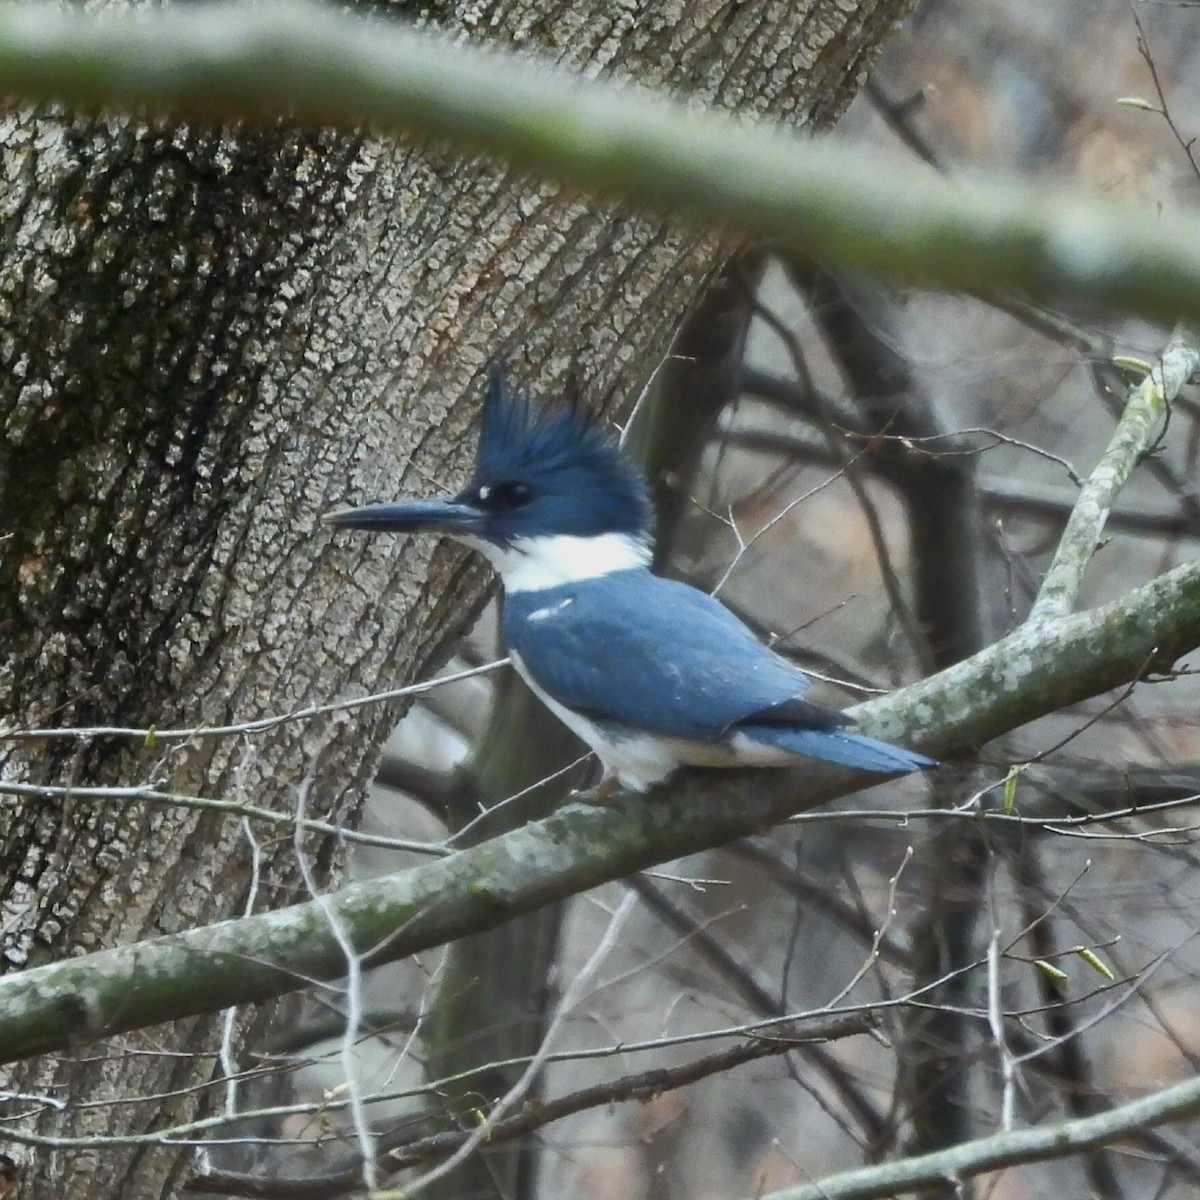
[502,569,846,740]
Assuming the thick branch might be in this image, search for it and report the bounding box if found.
[0,2,1200,321]
[0,556,1199,1062]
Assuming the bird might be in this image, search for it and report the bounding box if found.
[325,367,937,793]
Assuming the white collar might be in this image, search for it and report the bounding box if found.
[460,531,651,592]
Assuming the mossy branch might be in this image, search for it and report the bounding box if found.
[760,1065,1200,1200]
[0,553,1198,1064]
[1030,326,1200,623]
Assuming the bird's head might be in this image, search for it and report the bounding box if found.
[326,367,654,588]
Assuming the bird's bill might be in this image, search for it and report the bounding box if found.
[322,497,485,535]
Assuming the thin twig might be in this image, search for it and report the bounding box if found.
[0,780,449,857]
[0,659,506,743]
[292,771,377,1192]
[1130,6,1200,185]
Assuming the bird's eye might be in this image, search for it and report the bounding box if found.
[485,481,533,508]
[492,482,530,506]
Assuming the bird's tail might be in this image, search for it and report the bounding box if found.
[747,725,938,774]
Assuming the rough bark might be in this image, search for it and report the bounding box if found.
[0,0,911,1195]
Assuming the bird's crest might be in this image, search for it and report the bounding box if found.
[474,365,653,541]
[478,365,602,477]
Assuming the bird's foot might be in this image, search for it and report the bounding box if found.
[572,776,622,806]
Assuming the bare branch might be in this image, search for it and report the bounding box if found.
[0,2,1197,320]
[0,780,448,857]
[185,1014,876,1197]
[0,659,507,743]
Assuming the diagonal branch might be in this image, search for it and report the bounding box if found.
[1,554,1200,1063]
[0,1,1199,322]
[1029,326,1200,623]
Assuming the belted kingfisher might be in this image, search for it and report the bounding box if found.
[326,369,936,793]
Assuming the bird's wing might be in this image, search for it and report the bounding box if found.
[502,571,847,741]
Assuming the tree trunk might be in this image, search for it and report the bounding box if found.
[0,0,911,1195]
